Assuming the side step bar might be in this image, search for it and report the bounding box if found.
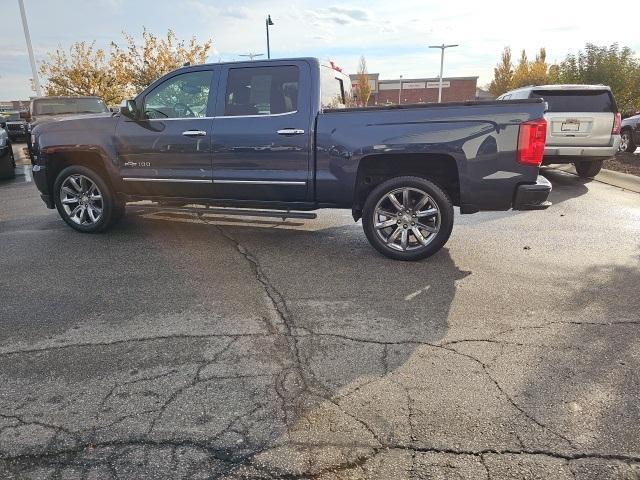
[128,203,317,221]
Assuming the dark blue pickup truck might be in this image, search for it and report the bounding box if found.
[31,58,550,260]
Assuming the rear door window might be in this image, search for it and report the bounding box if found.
[530,90,616,112]
[224,66,299,116]
[320,66,347,108]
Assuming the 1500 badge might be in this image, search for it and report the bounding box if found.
[123,161,151,167]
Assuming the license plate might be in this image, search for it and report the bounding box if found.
[561,119,580,132]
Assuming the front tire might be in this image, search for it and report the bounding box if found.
[362,176,454,261]
[574,159,603,178]
[53,165,123,233]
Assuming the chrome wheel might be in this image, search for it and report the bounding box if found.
[60,174,103,225]
[373,187,440,252]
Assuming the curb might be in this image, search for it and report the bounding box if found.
[549,164,640,194]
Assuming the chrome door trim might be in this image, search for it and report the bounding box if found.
[217,110,298,119]
[143,111,298,122]
[212,179,306,185]
[122,177,213,183]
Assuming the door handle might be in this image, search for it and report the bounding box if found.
[182,130,207,137]
[277,128,305,136]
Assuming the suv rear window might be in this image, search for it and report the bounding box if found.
[530,90,616,113]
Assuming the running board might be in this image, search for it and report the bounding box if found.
[128,203,317,220]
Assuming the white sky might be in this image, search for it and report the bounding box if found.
[1,0,638,100]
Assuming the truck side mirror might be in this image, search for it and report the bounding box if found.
[120,99,138,119]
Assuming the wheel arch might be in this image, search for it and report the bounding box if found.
[47,150,116,197]
[352,153,460,221]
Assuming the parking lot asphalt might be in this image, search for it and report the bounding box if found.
[1,142,639,479]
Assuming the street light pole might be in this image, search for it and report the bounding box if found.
[428,43,458,103]
[398,75,402,105]
[265,15,274,59]
[18,0,41,96]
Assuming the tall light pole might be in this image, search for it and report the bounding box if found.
[18,0,42,96]
[398,75,403,105]
[239,52,264,61]
[265,15,274,59]
[429,43,458,103]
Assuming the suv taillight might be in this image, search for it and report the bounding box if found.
[612,112,621,135]
[518,118,547,167]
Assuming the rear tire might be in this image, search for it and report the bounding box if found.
[620,130,636,153]
[362,176,454,261]
[0,142,15,180]
[53,165,123,233]
[574,159,603,178]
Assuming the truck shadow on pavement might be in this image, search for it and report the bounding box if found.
[472,258,640,475]
[0,212,472,478]
[540,168,589,206]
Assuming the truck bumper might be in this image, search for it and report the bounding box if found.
[543,136,620,163]
[513,175,552,210]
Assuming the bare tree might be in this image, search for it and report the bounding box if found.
[356,56,372,106]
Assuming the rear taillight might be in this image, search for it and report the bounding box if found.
[518,118,547,167]
[612,112,621,135]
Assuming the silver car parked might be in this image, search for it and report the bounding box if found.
[498,85,621,178]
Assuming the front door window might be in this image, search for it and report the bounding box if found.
[143,71,213,120]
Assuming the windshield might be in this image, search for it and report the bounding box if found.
[1,112,22,121]
[530,90,616,113]
[32,98,109,116]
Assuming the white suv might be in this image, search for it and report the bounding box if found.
[498,85,621,178]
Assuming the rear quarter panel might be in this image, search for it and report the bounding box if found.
[315,100,546,211]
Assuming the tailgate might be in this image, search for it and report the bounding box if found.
[532,89,616,147]
[545,112,614,146]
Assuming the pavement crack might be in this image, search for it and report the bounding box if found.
[0,333,264,358]
[147,338,237,435]
[208,222,314,431]
[304,331,578,450]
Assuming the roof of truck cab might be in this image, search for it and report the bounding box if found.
[32,96,103,100]
[184,57,320,69]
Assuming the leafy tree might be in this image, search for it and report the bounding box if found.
[110,29,212,98]
[356,56,372,106]
[489,43,640,113]
[553,43,640,114]
[39,42,123,105]
[38,29,213,105]
[529,48,550,86]
[488,47,513,96]
[489,47,551,95]
[511,50,531,89]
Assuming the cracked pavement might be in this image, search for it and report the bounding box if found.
[1,156,640,479]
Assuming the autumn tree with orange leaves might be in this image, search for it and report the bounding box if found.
[39,29,212,105]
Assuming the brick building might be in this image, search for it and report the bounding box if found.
[0,100,30,112]
[350,74,478,105]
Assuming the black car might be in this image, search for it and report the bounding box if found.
[620,113,640,153]
[0,111,29,142]
[0,125,16,180]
